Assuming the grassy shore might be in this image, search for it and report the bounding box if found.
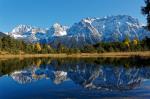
[0,51,150,59]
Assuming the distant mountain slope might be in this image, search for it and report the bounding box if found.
[9,15,150,47]
[0,32,7,38]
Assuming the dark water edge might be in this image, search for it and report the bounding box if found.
[0,57,150,99]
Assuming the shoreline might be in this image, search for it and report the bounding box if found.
[0,51,150,59]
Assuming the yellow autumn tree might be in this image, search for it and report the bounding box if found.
[133,38,139,46]
[124,36,130,48]
[35,43,42,52]
[124,41,130,47]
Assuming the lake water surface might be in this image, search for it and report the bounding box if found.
[0,57,150,99]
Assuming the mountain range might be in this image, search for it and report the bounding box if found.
[7,15,150,47]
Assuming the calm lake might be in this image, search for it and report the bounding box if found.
[0,57,150,99]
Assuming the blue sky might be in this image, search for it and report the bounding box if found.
[0,0,145,32]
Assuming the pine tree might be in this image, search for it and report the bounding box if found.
[142,0,150,30]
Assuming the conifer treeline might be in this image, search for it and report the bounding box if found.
[0,36,55,54]
[0,36,150,54]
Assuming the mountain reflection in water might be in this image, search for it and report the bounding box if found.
[4,57,150,90]
[2,57,149,91]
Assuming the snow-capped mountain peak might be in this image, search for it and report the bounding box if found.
[10,24,47,42]
[11,24,33,33]
[48,23,67,37]
[82,17,96,24]
[53,23,61,28]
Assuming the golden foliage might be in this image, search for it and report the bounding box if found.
[133,39,138,46]
[124,36,130,47]
[35,43,42,52]
[124,41,130,47]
